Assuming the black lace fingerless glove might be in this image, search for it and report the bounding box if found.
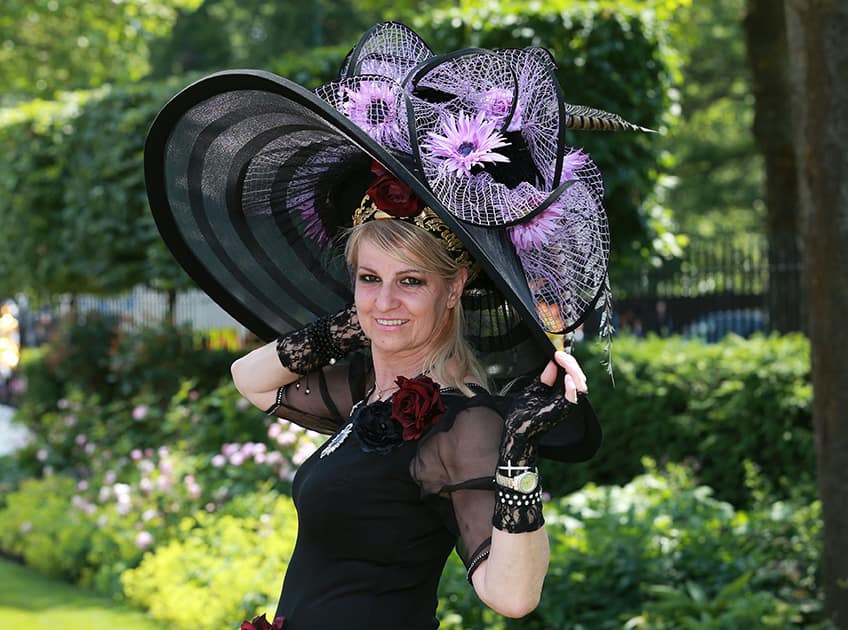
[275,304,370,375]
[493,380,576,533]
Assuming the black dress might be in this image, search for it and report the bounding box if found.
[269,356,503,630]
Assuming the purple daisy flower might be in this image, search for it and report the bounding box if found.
[342,80,401,145]
[560,148,589,180]
[507,201,568,252]
[423,111,511,177]
[479,87,523,132]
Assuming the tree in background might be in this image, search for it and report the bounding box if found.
[0,0,202,103]
[784,0,848,625]
[743,0,802,333]
[660,0,763,241]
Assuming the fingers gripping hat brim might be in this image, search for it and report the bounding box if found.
[144,69,553,362]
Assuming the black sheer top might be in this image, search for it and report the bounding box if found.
[269,353,502,630]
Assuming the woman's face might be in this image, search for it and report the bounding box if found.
[354,239,464,361]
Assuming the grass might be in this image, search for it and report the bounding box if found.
[0,557,165,629]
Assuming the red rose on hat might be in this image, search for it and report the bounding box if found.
[367,161,426,218]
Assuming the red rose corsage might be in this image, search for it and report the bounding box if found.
[241,614,286,630]
[391,374,446,441]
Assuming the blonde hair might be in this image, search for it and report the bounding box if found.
[344,220,489,396]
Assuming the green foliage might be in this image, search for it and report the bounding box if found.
[659,0,764,240]
[532,462,826,629]
[541,333,814,506]
[148,0,381,79]
[0,475,94,580]
[0,0,202,102]
[0,80,196,298]
[121,494,298,630]
[0,557,166,630]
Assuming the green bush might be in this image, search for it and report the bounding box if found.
[435,461,826,630]
[0,475,95,580]
[121,493,298,630]
[541,333,814,506]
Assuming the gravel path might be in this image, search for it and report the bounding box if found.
[0,405,29,456]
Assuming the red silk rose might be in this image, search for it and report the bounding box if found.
[367,161,425,218]
[391,375,445,441]
[241,614,286,630]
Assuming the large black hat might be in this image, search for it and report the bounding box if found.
[144,22,648,458]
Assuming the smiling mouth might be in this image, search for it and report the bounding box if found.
[376,318,408,326]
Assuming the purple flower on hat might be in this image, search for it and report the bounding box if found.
[560,148,589,181]
[479,88,522,132]
[343,80,401,145]
[423,111,511,177]
[507,149,591,252]
[507,201,568,252]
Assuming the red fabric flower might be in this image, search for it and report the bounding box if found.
[367,161,425,218]
[241,613,286,630]
[391,375,445,440]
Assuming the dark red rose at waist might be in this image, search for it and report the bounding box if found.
[367,162,425,218]
[241,613,285,630]
[391,375,445,441]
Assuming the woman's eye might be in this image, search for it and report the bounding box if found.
[400,277,424,286]
[358,274,379,283]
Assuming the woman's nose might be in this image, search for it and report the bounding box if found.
[375,282,399,311]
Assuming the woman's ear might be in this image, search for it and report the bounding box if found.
[448,267,469,307]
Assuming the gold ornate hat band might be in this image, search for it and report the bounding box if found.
[354,194,474,269]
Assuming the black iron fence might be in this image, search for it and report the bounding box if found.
[586,234,804,341]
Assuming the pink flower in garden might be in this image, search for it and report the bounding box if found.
[132,405,149,421]
[268,423,282,439]
[229,452,246,466]
[222,443,239,457]
[139,478,153,493]
[139,460,155,474]
[205,502,216,513]
[276,431,297,447]
[64,415,77,427]
[98,486,112,502]
[211,454,226,468]
[158,446,169,458]
[189,390,199,401]
[237,397,250,410]
[254,452,267,465]
[57,398,70,410]
[141,509,158,522]
[135,530,154,551]
[104,470,117,484]
[423,111,511,177]
[75,434,87,446]
[159,460,173,476]
[20,521,32,534]
[9,376,26,395]
[77,480,88,491]
[156,476,172,491]
[292,443,317,466]
[131,449,143,460]
[144,448,154,457]
[36,448,48,462]
[241,443,255,457]
[84,443,96,455]
[265,451,283,466]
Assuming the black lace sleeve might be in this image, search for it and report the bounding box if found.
[268,351,373,434]
[410,393,503,568]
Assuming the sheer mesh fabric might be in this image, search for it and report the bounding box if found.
[411,397,503,566]
[270,353,372,434]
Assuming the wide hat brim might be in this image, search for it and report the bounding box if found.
[145,69,602,461]
[145,70,560,361]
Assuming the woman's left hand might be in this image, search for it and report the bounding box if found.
[539,350,588,403]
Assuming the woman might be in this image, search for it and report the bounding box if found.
[144,21,647,629]
[231,214,588,627]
